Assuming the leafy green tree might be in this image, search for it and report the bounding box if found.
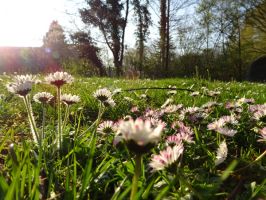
[132,0,151,75]
[79,0,129,76]
[43,21,68,61]
[242,0,266,56]
[71,31,106,76]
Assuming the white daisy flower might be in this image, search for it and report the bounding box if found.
[166,135,183,146]
[163,104,183,113]
[97,121,117,135]
[207,119,225,131]
[167,90,177,95]
[220,115,238,125]
[207,90,221,97]
[6,74,36,97]
[117,118,164,154]
[217,127,237,137]
[190,91,200,97]
[201,101,219,109]
[45,71,74,88]
[215,141,228,166]
[103,98,116,107]
[149,144,184,171]
[237,98,254,104]
[61,94,80,105]
[14,74,37,83]
[33,92,54,104]
[183,106,200,114]
[140,94,147,99]
[124,96,134,102]
[130,106,139,113]
[257,127,266,142]
[93,88,112,102]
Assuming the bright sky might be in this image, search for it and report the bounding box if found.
[0,0,80,47]
[0,0,162,48]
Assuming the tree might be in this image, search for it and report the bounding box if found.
[79,0,129,76]
[43,21,68,61]
[197,0,216,67]
[157,0,196,76]
[196,0,252,80]
[132,0,151,75]
[71,31,106,76]
[159,0,167,74]
[243,0,265,33]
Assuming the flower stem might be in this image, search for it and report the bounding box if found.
[62,105,70,131]
[234,150,266,173]
[42,103,46,141]
[130,154,142,200]
[23,96,40,146]
[57,87,62,150]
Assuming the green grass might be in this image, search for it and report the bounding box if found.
[0,75,265,199]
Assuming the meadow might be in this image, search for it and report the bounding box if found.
[0,72,265,200]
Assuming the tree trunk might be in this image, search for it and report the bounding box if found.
[165,0,170,76]
[237,19,242,81]
[138,4,144,74]
[160,0,167,76]
[119,0,130,76]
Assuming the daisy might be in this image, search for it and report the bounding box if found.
[33,92,54,104]
[45,71,74,88]
[249,104,266,120]
[216,127,237,137]
[124,96,134,102]
[201,101,219,109]
[148,117,167,128]
[207,119,225,131]
[149,144,184,171]
[178,132,194,143]
[144,109,164,119]
[167,90,177,95]
[207,90,221,97]
[190,91,200,97]
[7,82,32,97]
[225,101,241,110]
[172,121,193,134]
[253,110,266,120]
[130,106,139,113]
[97,121,117,135]
[237,98,254,104]
[140,94,147,99]
[163,104,183,113]
[103,98,116,107]
[215,141,228,166]
[6,74,36,97]
[93,88,112,102]
[61,94,80,105]
[258,127,266,142]
[183,106,200,114]
[14,74,37,83]
[166,135,183,146]
[220,115,238,125]
[117,118,164,154]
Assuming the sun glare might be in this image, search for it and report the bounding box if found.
[0,0,66,47]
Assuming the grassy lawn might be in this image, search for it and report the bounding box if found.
[0,74,265,199]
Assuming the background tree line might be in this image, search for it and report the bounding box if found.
[43,0,266,81]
